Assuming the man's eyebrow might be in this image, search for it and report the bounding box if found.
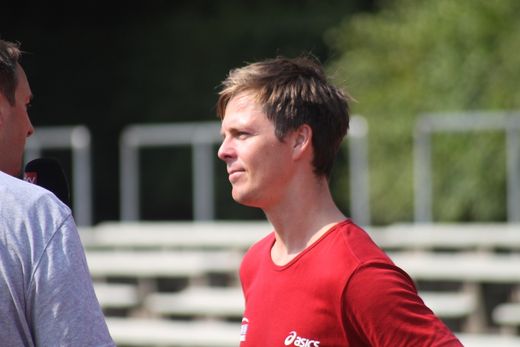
[222,126,243,135]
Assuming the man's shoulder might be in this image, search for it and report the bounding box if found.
[240,231,274,272]
[1,170,45,196]
[244,231,275,257]
[327,220,392,265]
[0,171,69,216]
[0,171,75,271]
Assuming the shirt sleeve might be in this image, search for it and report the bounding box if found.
[28,214,115,347]
[343,261,463,347]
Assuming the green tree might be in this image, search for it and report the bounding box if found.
[327,0,520,224]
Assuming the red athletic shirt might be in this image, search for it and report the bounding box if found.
[239,220,462,346]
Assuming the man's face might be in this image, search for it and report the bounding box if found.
[218,92,295,209]
[0,64,34,176]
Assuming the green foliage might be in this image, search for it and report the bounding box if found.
[326,0,520,224]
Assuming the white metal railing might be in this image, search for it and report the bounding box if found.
[120,122,221,221]
[119,116,370,225]
[414,111,520,223]
[25,125,92,226]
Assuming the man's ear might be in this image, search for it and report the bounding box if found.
[292,124,312,159]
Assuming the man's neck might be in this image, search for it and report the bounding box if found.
[265,177,346,266]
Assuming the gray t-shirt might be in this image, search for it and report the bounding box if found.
[0,171,114,346]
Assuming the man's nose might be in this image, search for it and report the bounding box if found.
[217,138,233,161]
[27,120,34,138]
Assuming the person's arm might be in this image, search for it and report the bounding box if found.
[28,214,115,347]
[343,261,462,347]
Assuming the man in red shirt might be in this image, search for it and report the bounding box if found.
[217,56,462,346]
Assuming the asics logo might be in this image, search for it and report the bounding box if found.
[284,330,320,347]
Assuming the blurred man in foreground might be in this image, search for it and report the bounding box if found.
[0,38,114,346]
[217,56,462,346]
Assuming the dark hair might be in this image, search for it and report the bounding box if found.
[217,55,350,177]
[0,39,21,106]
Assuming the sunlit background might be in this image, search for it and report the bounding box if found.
[3,0,520,345]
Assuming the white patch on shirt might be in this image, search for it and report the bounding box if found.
[284,330,320,347]
[240,317,249,342]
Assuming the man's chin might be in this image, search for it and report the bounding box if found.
[232,191,261,208]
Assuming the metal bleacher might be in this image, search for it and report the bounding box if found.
[80,222,520,347]
[81,222,262,347]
